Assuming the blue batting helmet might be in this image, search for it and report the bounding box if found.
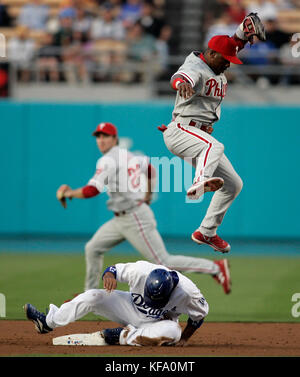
[144,269,175,309]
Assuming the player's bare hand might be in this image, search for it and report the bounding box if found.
[103,272,117,292]
[56,184,71,209]
[178,82,195,99]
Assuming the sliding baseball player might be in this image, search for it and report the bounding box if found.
[25,260,209,346]
[56,122,231,294]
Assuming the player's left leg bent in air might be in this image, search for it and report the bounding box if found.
[163,123,243,254]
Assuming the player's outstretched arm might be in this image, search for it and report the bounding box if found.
[56,184,99,209]
[170,74,195,99]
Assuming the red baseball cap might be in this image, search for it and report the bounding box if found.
[208,35,243,65]
[92,122,118,136]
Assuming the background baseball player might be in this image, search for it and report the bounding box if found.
[56,122,231,294]
[24,260,209,347]
[159,13,266,254]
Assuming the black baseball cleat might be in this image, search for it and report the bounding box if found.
[101,327,123,345]
[24,303,53,334]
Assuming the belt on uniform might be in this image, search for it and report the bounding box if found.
[114,211,126,216]
[189,120,212,129]
[114,202,143,216]
[189,120,213,134]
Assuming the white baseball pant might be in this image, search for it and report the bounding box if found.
[163,121,243,237]
[84,203,219,290]
[46,289,182,346]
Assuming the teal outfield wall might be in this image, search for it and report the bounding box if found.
[1,101,299,239]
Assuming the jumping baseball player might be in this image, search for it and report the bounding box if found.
[24,260,209,346]
[159,13,266,253]
[56,122,231,294]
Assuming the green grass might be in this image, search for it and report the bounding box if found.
[0,252,299,322]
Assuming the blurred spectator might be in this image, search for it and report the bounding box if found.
[204,12,238,45]
[241,38,278,84]
[18,0,50,31]
[120,0,143,28]
[73,6,93,34]
[264,17,291,49]
[139,0,166,38]
[245,0,279,21]
[155,24,172,75]
[203,0,231,32]
[52,15,74,81]
[8,25,36,82]
[123,21,158,82]
[127,21,157,61]
[36,33,60,82]
[90,3,125,40]
[46,3,77,34]
[225,0,246,24]
[61,30,93,83]
[243,40,277,64]
[53,15,74,47]
[107,0,124,18]
[58,6,77,20]
[279,35,300,84]
[0,1,12,27]
[90,3,127,81]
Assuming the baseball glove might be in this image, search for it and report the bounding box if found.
[56,184,70,209]
[242,12,266,44]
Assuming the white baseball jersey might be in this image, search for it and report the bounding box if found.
[115,260,208,323]
[46,261,209,346]
[171,51,228,124]
[87,146,149,212]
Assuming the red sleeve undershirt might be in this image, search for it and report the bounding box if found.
[82,185,100,198]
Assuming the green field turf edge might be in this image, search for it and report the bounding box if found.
[1,252,300,322]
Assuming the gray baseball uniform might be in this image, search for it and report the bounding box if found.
[84,145,220,291]
[163,51,243,237]
[46,260,209,346]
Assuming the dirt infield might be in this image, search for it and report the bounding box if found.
[0,321,299,357]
